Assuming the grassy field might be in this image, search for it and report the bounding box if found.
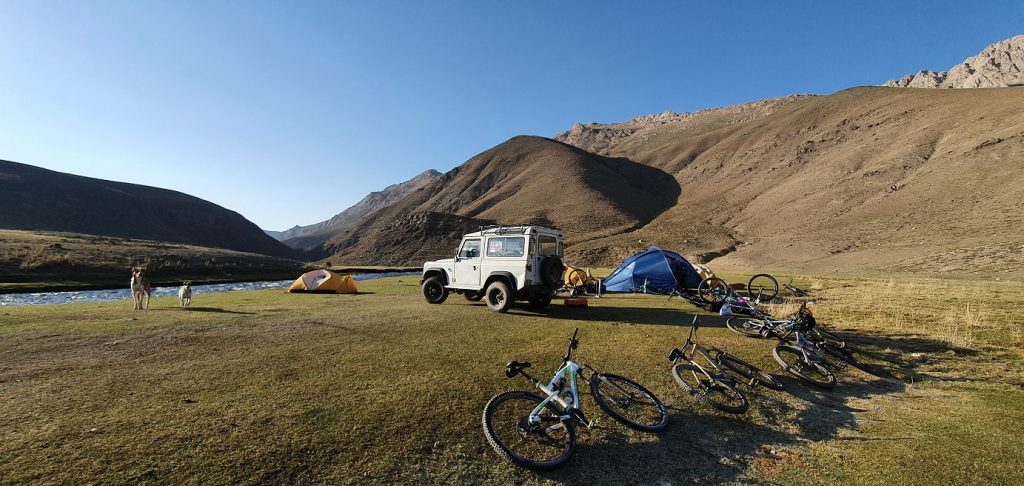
[1,274,1022,484]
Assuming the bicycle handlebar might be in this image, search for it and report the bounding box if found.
[685,315,699,345]
[563,328,579,363]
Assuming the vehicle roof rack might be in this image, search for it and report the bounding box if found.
[478,224,534,235]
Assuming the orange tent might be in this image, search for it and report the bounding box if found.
[287,270,357,294]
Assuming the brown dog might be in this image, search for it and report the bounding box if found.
[130,268,152,310]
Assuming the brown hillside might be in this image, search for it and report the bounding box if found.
[0,160,294,258]
[320,136,680,265]
[318,87,1024,278]
[562,87,1024,277]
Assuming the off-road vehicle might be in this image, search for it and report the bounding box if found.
[421,225,564,312]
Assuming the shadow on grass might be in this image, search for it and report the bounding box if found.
[530,331,978,483]
[162,307,256,315]
[499,303,731,328]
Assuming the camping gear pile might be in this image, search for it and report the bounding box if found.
[599,247,791,312]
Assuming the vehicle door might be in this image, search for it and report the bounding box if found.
[453,238,482,288]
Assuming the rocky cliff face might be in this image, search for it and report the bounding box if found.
[555,95,810,155]
[277,169,442,249]
[883,35,1024,88]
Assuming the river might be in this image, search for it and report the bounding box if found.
[0,272,417,307]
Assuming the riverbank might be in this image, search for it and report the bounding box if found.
[0,266,420,294]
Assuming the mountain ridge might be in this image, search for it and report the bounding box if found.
[0,159,295,258]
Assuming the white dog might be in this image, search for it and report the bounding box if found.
[130,268,151,310]
[178,282,192,307]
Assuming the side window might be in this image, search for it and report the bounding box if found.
[459,239,481,259]
[538,236,558,256]
[486,237,525,257]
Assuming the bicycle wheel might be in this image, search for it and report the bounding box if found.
[772,345,836,389]
[726,316,770,338]
[820,343,882,376]
[746,274,779,303]
[672,363,748,414]
[718,353,785,391]
[590,373,669,432]
[482,391,576,470]
[807,327,846,349]
[697,277,730,304]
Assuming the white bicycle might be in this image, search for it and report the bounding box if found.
[482,328,669,470]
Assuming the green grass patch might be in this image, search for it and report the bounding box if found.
[1,275,1021,484]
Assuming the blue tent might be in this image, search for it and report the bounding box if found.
[603,247,703,293]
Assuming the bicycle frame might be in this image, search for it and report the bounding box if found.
[527,360,582,425]
[670,317,728,381]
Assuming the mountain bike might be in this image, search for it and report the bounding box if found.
[764,305,837,388]
[667,316,784,414]
[482,328,669,470]
[725,305,846,347]
[726,304,881,376]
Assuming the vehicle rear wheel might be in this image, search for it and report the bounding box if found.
[540,256,563,289]
[485,280,513,313]
[528,293,552,308]
[422,277,448,304]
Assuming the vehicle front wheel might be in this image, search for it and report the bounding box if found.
[485,280,513,313]
[422,277,448,304]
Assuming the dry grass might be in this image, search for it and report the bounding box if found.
[1,274,1022,485]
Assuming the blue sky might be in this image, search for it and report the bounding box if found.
[0,1,1021,230]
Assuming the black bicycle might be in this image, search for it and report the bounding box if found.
[668,316,784,414]
[727,304,881,377]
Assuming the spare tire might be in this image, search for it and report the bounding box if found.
[539,256,563,289]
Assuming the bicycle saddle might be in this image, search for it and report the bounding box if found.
[505,361,531,378]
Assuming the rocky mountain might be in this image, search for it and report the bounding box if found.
[318,87,1024,278]
[276,169,442,250]
[0,160,295,258]
[883,35,1024,88]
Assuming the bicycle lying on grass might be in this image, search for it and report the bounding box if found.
[726,303,881,377]
[668,315,784,414]
[482,328,669,470]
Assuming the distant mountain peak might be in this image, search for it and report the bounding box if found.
[274,169,443,249]
[883,35,1024,88]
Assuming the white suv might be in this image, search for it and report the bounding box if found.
[421,225,564,312]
